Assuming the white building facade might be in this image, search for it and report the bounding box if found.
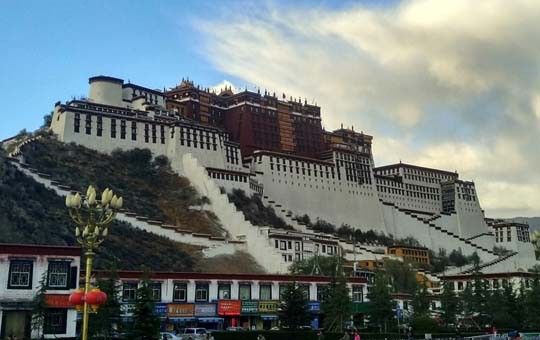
[0,244,80,339]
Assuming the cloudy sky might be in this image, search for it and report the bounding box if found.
[0,0,538,218]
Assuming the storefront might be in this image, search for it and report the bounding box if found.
[194,303,222,330]
[240,300,259,329]
[167,303,197,331]
[217,300,241,328]
[258,301,279,330]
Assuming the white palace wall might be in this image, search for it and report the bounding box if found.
[251,154,387,234]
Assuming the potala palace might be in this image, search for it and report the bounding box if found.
[42,75,537,274]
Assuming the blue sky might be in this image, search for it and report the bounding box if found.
[0,0,391,139]
[0,0,538,217]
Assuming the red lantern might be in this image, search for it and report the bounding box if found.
[69,289,85,312]
[85,288,108,312]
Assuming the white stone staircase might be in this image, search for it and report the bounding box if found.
[182,153,291,273]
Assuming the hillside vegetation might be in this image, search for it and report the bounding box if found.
[21,136,222,236]
[0,157,196,271]
[1,145,264,273]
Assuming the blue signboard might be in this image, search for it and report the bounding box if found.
[154,303,168,317]
[309,301,321,313]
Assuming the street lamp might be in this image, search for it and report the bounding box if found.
[66,185,123,340]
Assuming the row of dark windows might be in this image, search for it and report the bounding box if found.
[225,145,239,164]
[8,260,77,290]
[120,281,364,303]
[209,171,247,183]
[73,114,166,144]
[179,127,218,151]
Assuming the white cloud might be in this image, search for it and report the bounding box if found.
[197,0,540,217]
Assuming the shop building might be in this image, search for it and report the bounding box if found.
[0,244,80,339]
[91,271,368,330]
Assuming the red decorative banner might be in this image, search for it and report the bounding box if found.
[46,294,72,308]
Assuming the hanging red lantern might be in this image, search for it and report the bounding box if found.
[85,288,108,312]
[69,289,86,312]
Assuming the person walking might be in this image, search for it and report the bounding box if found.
[353,330,361,340]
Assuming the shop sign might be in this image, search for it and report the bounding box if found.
[195,303,217,317]
[258,300,278,313]
[120,303,136,317]
[45,294,72,308]
[308,301,321,313]
[218,300,241,316]
[154,303,167,316]
[241,300,259,315]
[167,303,194,317]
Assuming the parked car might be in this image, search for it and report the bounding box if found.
[178,328,208,340]
[226,326,245,331]
[160,332,182,340]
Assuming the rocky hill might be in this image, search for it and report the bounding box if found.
[0,134,263,273]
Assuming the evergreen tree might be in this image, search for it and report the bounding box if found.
[89,269,122,338]
[439,281,458,327]
[128,275,161,340]
[367,271,394,333]
[524,276,540,329]
[411,283,430,317]
[383,260,418,294]
[322,274,353,332]
[471,276,489,326]
[514,281,526,329]
[279,282,310,330]
[31,272,48,337]
[501,283,518,328]
[486,288,504,328]
[460,283,474,319]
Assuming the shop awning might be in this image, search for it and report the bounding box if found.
[261,315,279,320]
[198,317,224,323]
[169,317,197,322]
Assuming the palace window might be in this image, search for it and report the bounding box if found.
[74,113,80,133]
[195,283,209,302]
[85,114,92,135]
[173,283,187,302]
[218,283,231,300]
[144,124,149,143]
[131,121,137,141]
[120,120,126,139]
[44,309,67,335]
[8,260,33,289]
[152,124,157,143]
[259,285,272,300]
[239,284,251,300]
[160,125,165,144]
[47,261,70,289]
[97,116,103,137]
[122,282,137,302]
[111,119,116,138]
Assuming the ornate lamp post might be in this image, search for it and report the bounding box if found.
[66,185,123,340]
